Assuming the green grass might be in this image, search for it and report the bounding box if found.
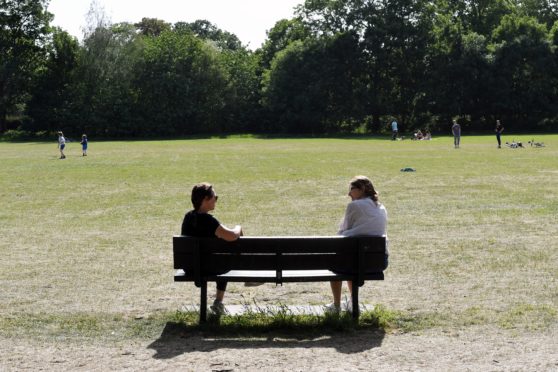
[0,134,557,341]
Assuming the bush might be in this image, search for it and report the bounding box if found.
[0,129,34,141]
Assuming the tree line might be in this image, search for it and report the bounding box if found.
[2,0,558,138]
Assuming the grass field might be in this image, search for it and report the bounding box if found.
[1,134,557,345]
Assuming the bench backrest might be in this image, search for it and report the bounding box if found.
[173,235,386,275]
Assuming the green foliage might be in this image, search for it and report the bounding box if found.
[0,129,34,141]
[134,17,171,36]
[133,31,228,135]
[257,18,311,69]
[218,49,262,132]
[262,33,365,133]
[490,14,557,127]
[174,19,243,51]
[11,0,558,135]
[71,20,143,137]
[0,0,52,131]
[25,28,79,133]
[516,0,558,28]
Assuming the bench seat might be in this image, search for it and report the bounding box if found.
[173,235,386,322]
[175,269,384,282]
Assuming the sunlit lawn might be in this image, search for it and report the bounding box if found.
[0,134,557,339]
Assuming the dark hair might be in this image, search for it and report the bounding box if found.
[350,175,379,202]
[191,182,214,211]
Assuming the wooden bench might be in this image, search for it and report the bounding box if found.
[173,235,386,322]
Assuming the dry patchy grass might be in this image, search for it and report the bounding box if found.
[0,135,557,341]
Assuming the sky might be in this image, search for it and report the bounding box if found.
[47,0,304,50]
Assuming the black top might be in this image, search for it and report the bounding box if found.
[181,210,220,237]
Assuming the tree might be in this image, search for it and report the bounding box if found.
[26,28,79,132]
[134,17,171,37]
[218,49,262,132]
[0,0,52,131]
[444,0,514,37]
[425,5,494,129]
[65,1,145,137]
[490,14,556,128]
[299,0,434,131]
[262,33,365,133]
[174,20,243,51]
[257,18,310,70]
[516,0,558,28]
[133,31,228,135]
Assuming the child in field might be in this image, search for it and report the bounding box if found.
[80,134,88,156]
[57,131,66,159]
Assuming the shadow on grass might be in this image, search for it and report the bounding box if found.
[148,311,387,359]
[149,323,385,358]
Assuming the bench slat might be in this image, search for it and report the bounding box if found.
[174,269,384,282]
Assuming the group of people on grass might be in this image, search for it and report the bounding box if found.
[391,118,506,149]
[57,118,507,161]
[413,129,432,141]
[57,131,88,159]
[181,176,388,315]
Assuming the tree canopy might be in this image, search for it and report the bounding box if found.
[3,0,558,137]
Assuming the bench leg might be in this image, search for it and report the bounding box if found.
[200,280,207,323]
[351,285,359,320]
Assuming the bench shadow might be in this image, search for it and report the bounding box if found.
[148,321,386,359]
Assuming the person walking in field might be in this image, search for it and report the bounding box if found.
[495,120,504,148]
[57,131,66,159]
[81,134,88,156]
[391,119,398,140]
[452,120,461,148]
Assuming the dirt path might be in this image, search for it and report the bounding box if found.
[2,325,557,371]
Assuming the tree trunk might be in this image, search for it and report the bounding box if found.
[0,106,7,133]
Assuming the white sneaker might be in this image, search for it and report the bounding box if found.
[324,303,341,314]
[210,300,227,315]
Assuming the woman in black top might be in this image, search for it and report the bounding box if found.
[181,183,242,314]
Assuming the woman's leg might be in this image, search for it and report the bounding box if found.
[215,281,227,301]
[330,281,342,306]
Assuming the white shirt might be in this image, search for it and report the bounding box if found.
[338,198,389,255]
[58,136,66,145]
[391,121,398,131]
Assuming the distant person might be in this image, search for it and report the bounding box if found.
[495,120,504,148]
[181,182,243,315]
[391,119,398,140]
[452,120,461,148]
[327,175,388,312]
[57,131,66,159]
[80,134,88,156]
[423,131,432,140]
[414,129,423,140]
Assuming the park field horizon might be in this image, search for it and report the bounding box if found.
[1,134,557,370]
